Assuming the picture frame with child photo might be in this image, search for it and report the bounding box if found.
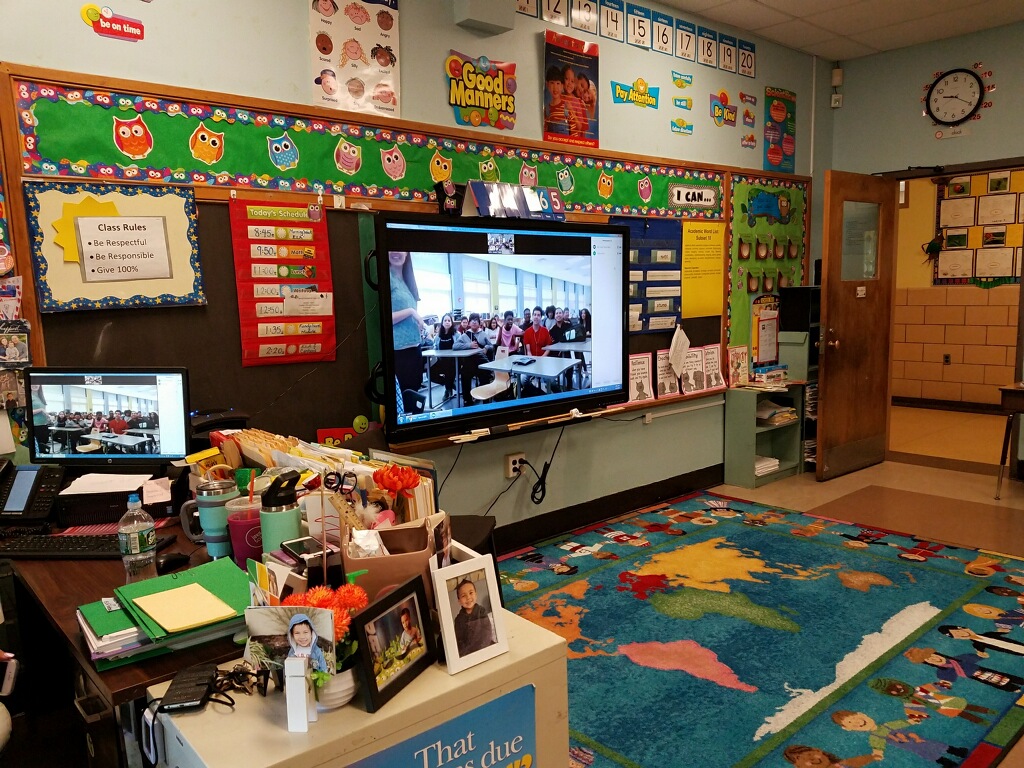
[431,542,508,674]
[350,576,436,712]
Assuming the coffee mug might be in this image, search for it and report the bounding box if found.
[180,479,239,559]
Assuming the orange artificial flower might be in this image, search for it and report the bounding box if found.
[372,464,421,499]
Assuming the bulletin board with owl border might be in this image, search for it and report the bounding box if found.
[23,181,203,312]
[933,169,1024,288]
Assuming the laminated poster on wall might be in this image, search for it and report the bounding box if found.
[543,30,599,148]
[627,353,653,403]
[22,181,204,312]
[309,0,400,117]
[228,198,336,367]
[702,343,725,390]
[680,347,705,394]
[763,87,795,174]
[655,349,679,398]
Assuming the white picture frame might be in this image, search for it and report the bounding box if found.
[431,544,508,674]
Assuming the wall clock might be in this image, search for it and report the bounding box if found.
[925,68,983,125]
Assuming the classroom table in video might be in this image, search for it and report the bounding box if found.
[421,348,482,409]
[480,354,581,397]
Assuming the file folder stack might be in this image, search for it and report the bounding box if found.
[77,558,249,670]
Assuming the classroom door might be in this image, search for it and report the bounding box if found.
[817,170,898,480]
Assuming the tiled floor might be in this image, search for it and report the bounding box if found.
[888,405,1006,465]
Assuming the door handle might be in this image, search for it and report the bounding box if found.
[826,339,840,349]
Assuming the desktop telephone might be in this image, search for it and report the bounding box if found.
[0,460,65,523]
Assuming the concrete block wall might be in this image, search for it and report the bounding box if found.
[892,285,1020,405]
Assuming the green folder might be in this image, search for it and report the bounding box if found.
[79,599,137,639]
[113,558,249,641]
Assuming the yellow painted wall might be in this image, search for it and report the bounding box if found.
[896,179,939,289]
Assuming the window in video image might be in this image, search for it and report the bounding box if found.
[27,370,188,460]
[384,220,625,428]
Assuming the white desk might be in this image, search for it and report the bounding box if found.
[151,610,567,768]
[421,348,481,409]
[94,433,151,452]
[480,354,580,396]
[543,340,592,354]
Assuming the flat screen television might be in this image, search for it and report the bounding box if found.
[375,213,629,443]
[24,367,190,467]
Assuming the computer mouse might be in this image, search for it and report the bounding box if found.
[155,551,191,575]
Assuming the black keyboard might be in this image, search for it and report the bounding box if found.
[0,533,176,560]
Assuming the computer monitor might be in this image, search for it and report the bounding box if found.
[24,367,190,468]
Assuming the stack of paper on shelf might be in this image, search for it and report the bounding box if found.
[754,455,781,476]
[755,400,798,427]
[77,557,250,670]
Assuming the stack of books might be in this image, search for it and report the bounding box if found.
[76,557,249,670]
[755,400,798,427]
[754,455,781,477]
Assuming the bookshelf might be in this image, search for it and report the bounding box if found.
[724,384,805,488]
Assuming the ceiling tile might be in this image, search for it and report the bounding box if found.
[849,9,991,52]
[805,0,920,35]
[800,37,879,60]
[658,0,734,13]
[756,18,836,48]
[756,0,860,15]
[696,0,792,29]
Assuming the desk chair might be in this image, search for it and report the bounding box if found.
[471,346,512,403]
[77,433,102,453]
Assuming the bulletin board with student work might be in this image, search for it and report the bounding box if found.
[726,175,809,348]
[36,205,376,443]
[22,181,203,312]
[934,169,1024,287]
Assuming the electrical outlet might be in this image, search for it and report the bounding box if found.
[943,354,951,365]
[504,452,526,479]
[830,93,843,109]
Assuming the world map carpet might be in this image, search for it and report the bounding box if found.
[498,492,1024,768]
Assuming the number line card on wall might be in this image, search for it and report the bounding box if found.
[228,198,336,366]
[23,181,203,312]
[520,0,756,77]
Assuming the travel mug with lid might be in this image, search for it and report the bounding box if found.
[260,469,302,555]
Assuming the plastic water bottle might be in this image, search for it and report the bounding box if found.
[118,493,157,584]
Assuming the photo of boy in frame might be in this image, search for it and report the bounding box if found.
[365,593,427,691]
[447,570,496,658]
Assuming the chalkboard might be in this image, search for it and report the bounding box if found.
[39,203,376,441]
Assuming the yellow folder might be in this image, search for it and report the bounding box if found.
[132,582,237,634]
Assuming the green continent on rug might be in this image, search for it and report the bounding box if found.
[499,493,1024,768]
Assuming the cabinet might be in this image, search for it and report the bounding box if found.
[724,384,804,488]
[778,286,820,472]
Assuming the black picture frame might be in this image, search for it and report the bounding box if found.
[351,575,437,712]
